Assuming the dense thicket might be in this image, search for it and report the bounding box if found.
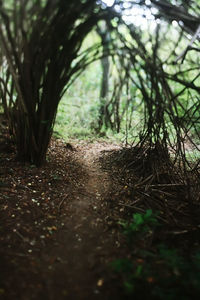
[97,1,200,172]
[0,0,200,170]
[0,0,110,165]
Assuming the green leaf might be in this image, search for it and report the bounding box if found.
[111,259,133,273]
[135,265,143,278]
[133,213,144,226]
[124,281,135,294]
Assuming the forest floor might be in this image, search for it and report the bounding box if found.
[0,137,125,300]
[1,124,200,299]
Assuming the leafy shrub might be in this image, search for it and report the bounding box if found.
[112,209,200,299]
[119,209,159,243]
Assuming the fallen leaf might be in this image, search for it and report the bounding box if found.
[136,258,144,264]
[97,279,104,287]
[0,288,5,295]
[147,277,155,283]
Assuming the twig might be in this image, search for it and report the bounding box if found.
[118,202,145,212]
[58,195,68,213]
[171,230,189,235]
[150,189,173,197]
[14,253,29,257]
[175,25,200,64]
[147,183,186,188]
[13,229,27,242]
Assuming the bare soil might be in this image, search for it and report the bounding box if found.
[0,138,126,300]
[1,122,200,300]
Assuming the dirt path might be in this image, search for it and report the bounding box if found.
[2,135,200,300]
[42,143,121,300]
[1,141,124,300]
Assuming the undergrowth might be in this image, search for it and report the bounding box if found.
[112,210,200,300]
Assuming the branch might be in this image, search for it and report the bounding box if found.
[174,25,200,64]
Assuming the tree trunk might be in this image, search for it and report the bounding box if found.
[96,22,110,131]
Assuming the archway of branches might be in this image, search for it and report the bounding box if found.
[0,0,199,177]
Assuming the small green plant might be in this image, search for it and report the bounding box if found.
[111,258,144,295]
[119,209,159,242]
[112,258,133,273]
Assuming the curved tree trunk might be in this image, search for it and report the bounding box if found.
[0,0,106,166]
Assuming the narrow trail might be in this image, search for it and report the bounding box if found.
[2,137,200,300]
[0,141,124,300]
[42,143,122,300]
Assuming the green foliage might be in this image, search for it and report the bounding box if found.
[119,209,159,242]
[112,249,200,299]
[112,258,133,273]
[112,209,200,299]
[54,60,101,140]
[158,244,183,269]
[53,56,142,142]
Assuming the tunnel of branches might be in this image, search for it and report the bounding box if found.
[0,0,200,196]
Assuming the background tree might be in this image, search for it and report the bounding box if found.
[96,21,111,132]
